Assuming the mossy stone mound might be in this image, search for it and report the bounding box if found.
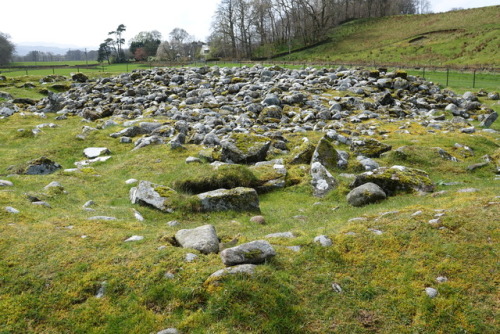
[350,165,435,196]
[197,187,260,212]
[350,138,392,158]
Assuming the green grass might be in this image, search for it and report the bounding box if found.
[1,79,499,332]
[278,6,500,67]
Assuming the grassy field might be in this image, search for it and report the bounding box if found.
[278,6,500,67]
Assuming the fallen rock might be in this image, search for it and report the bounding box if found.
[347,182,387,207]
[206,264,257,285]
[197,187,260,212]
[350,138,392,158]
[220,240,276,266]
[175,224,220,254]
[311,137,340,170]
[130,181,177,213]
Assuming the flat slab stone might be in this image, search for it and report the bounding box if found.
[83,147,111,158]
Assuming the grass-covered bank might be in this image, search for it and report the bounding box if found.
[278,6,500,67]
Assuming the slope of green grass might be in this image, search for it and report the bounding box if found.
[280,6,500,67]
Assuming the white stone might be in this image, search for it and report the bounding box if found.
[125,235,144,242]
[83,147,110,159]
[314,235,333,247]
[6,206,19,214]
[425,287,438,298]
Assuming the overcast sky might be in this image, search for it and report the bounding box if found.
[1,0,498,49]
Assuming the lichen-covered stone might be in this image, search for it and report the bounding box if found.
[350,166,435,195]
[220,240,276,266]
[310,162,337,197]
[197,187,260,212]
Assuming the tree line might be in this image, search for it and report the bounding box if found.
[208,0,431,59]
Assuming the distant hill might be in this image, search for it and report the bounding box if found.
[14,43,91,56]
[279,5,500,67]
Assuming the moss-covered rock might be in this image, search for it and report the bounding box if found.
[350,138,392,158]
[173,164,258,194]
[312,137,340,171]
[350,165,435,195]
[197,187,260,212]
[220,133,271,164]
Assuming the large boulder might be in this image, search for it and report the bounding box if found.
[130,181,177,212]
[220,133,271,164]
[350,166,435,195]
[175,224,219,254]
[347,182,387,207]
[289,139,315,165]
[197,187,260,212]
[220,240,276,266]
[310,162,337,197]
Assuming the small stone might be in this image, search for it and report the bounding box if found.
[83,200,95,208]
[32,201,51,207]
[167,220,180,227]
[286,246,301,252]
[457,188,479,193]
[412,210,423,216]
[6,206,20,214]
[125,178,138,185]
[88,216,117,221]
[186,156,202,164]
[83,147,110,159]
[95,281,107,298]
[133,209,144,221]
[314,235,333,247]
[249,215,266,224]
[158,246,167,250]
[425,287,438,298]
[164,272,175,279]
[125,235,144,242]
[185,253,198,262]
[265,231,295,238]
[428,218,441,225]
[0,180,14,187]
[368,228,383,235]
[157,328,179,334]
[436,276,448,283]
[332,283,343,293]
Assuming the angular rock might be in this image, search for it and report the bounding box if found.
[175,224,219,254]
[480,111,498,128]
[220,240,276,266]
[220,133,271,164]
[347,182,387,207]
[310,162,338,197]
[311,137,340,171]
[130,181,177,212]
[350,166,435,195]
[207,264,257,281]
[197,187,260,212]
[84,147,111,159]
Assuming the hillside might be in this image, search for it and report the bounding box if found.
[280,6,500,67]
[0,66,499,333]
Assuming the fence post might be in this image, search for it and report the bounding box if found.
[446,68,449,87]
[52,67,55,75]
[25,69,28,75]
[422,67,425,79]
[473,70,476,88]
